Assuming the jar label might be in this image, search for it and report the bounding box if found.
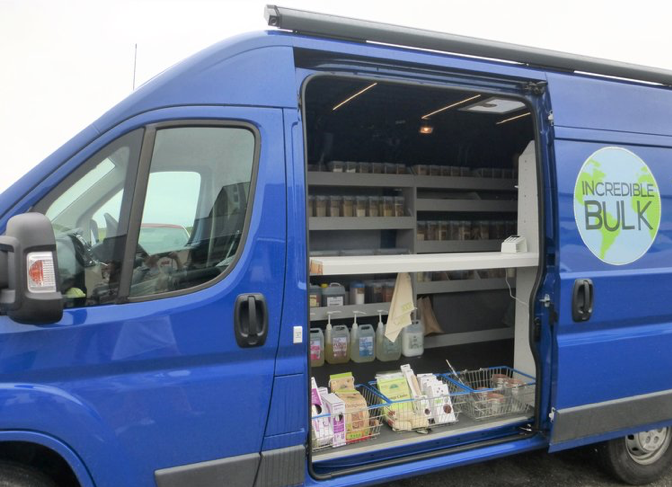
[359,336,374,357]
[310,339,322,361]
[333,337,348,357]
[326,296,344,307]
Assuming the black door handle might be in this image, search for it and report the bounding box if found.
[572,279,594,322]
[234,293,268,348]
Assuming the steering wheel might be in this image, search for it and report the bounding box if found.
[104,213,119,238]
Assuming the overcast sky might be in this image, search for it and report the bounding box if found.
[2,0,672,195]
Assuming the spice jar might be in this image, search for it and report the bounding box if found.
[315,196,327,217]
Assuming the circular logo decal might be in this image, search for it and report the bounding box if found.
[573,147,661,265]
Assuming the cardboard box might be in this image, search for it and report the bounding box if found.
[311,378,333,448]
[321,392,346,447]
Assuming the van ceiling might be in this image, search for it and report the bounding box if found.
[304,77,533,169]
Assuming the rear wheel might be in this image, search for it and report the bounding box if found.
[0,461,56,487]
[598,427,672,485]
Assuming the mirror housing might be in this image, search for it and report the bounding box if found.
[0,213,63,324]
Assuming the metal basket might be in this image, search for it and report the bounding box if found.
[369,375,469,432]
[311,384,385,452]
[444,366,535,421]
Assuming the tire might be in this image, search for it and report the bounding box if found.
[597,427,672,485]
[0,462,56,487]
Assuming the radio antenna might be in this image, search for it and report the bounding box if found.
[132,43,138,90]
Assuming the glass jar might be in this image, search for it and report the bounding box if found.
[438,221,448,241]
[396,163,407,175]
[315,196,327,217]
[394,196,405,217]
[355,196,368,217]
[358,162,371,174]
[449,221,459,240]
[413,164,428,176]
[341,196,354,217]
[426,221,438,241]
[417,221,426,241]
[368,196,380,217]
[345,161,358,173]
[382,196,394,217]
[328,196,342,217]
[308,195,315,217]
[371,162,383,174]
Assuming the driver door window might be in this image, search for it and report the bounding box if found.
[35,130,143,307]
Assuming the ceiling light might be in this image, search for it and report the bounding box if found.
[462,97,526,114]
[332,82,378,111]
[421,94,481,120]
[496,112,531,125]
[419,123,434,134]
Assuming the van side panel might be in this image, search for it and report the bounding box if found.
[548,72,672,448]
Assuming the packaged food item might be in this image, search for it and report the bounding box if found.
[368,196,380,217]
[358,162,371,174]
[310,328,325,367]
[394,196,405,217]
[311,378,332,447]
[315,196,327,217]
[320,392,346,447]
[382,280,395,303]
[371,162,383,174]
[416,221,426,241]
[416,373,457,425]
[328,161,344,173]
[349,281,365,305]
[341,196,354,217]
[345,161,358,173]
[366,280,384,303]
[328,196,342,217]
[329,372,370,441]
[376,371,429,431]
[322,282,346,307]
[309,284,322,308]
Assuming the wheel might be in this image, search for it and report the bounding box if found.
[0,461,56,487]
[598,427,672,485]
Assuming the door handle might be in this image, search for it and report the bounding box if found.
[234,293,268,348]
[572,279,594,322]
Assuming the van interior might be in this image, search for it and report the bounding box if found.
[303,76,541,473]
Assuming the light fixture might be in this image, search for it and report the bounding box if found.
[462,97,526,114]
[332,82,378,111]
[496,112,531,125]
[419,123,434,134]
[421,94,481,120]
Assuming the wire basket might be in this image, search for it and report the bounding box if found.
[444,366,535,421]
[369,375,469,432]
[311,384,385,452]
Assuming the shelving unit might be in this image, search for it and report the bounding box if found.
[309,217,415,231]
[310,302,390,322]
[415,240,500,254]
[415,199,517,213]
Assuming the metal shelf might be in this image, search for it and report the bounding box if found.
[416,278,510,295]
[310,251,538,276]
[309,216,415,231]
[415,240,501,254]
[416,199,517,213]
[424,328,515,348]
[310,302,391,322]
[413,175,517,191]
[307,172,415,188]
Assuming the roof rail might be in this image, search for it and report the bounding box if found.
[264,5,672,87]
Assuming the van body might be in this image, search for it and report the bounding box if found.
[1,6,672,487]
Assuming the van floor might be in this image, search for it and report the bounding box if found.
[311,339,532,466]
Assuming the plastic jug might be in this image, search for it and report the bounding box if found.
[376,310,402,361]
[310,328,324,367]
[324,310,340,364]
[401,320,424,357]
[327,325,350,364]
[350,311,375,363]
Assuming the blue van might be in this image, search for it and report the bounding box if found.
[1,6,672,487]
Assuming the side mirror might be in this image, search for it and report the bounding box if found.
[0,213,63,324]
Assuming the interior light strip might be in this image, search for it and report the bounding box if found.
[332,82,378,111]
[421,94,481,120]
[496,112,531,125]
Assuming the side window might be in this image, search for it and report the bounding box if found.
[35,130,143,307]
[130,126,255,298]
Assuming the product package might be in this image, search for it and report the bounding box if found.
[376,372,429,431]
[311,378,333,447]
[329,372,370,441]
[417,373,457,425]
[320,392,346,447]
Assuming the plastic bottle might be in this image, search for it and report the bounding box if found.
[376,310,402,362]
[328,325,350,364]
[401,320,424,357]
[324,310,339,364]
[310,328,325,367]
[350,311,375,363]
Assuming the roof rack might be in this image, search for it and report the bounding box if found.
[264,5,672,87]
